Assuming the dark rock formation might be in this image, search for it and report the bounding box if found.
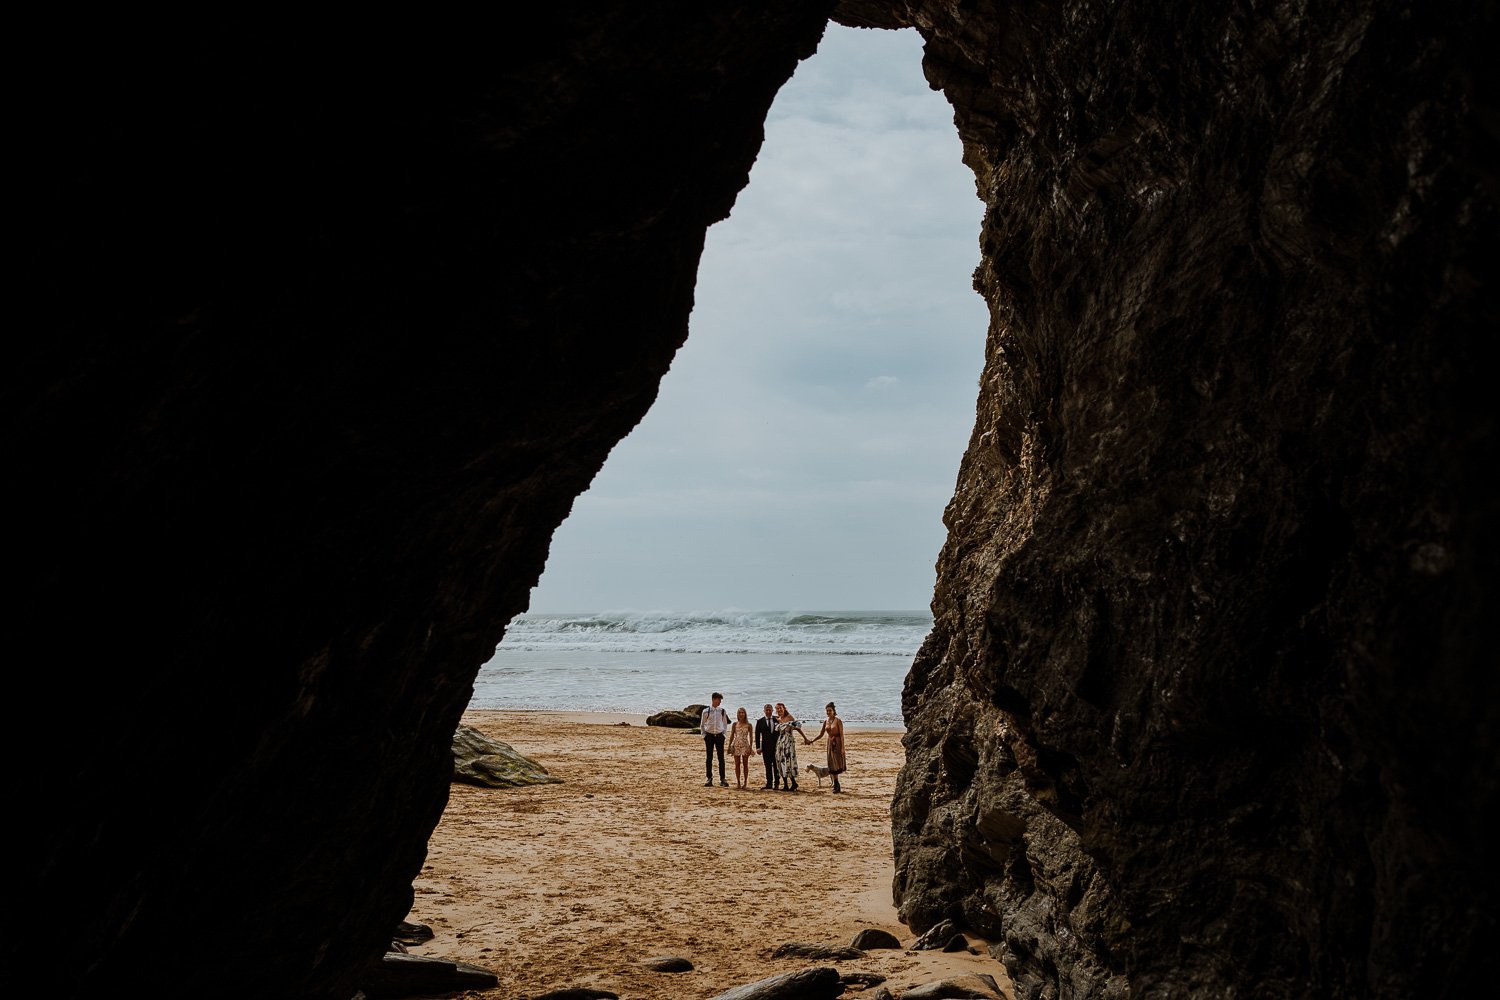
[532,989,619,1000]
[839,970,888,989]
[13,2,1495,999]
[845,1,1497,998]
[357,952,498,999]
[646,708,703,729]
[711,967,846,1000]
[899,976,1004,1000]
[392,921,434,947]
[640,956,695,972]
[848,928,903,950]
[773,941,866,960]
[451,724,562,788]
[910,920,961,952]
[16,6,835,999]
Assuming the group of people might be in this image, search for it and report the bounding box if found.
[698,693,846,793]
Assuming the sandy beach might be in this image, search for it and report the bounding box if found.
[410,710,1013,999]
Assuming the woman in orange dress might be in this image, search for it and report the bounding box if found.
[804,701,846,793]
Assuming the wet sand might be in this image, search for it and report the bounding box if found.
[410,710,1014,999]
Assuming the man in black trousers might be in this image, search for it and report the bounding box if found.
[754,703,779,789]
[700,692,731,787]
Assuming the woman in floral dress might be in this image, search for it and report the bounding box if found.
[773,702,802,791]
[727,707,756,789]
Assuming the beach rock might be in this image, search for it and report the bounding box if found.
[392,920,433,946]
[941,935,969,953]
[899,975,1003,1000]
[911,920,960,951]
[839,971,886,989]
[451,725,562,788]
[866,991,893,1000]
[773,941,865,960]
[531,990,619,1000]
[711,966,845,1000]
[640,956,694,972]
[357,952,499,999]
[646,710,700,729]
[848,929,902,951]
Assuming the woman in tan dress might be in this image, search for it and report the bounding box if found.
[727,707,756,789]
[804,701,846,793]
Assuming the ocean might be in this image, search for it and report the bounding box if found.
[472,610,928,728]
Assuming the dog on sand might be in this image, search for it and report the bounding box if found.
[805,763,833,788]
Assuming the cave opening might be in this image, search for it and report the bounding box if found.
[20,4,1492,997]
[471,23,986,727]
[413,24,1000,994]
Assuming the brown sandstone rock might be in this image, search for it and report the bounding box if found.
[858,1,1497,997]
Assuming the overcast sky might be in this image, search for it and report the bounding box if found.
[528,25,987,613]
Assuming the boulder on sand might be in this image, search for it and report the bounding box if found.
[647,705,704,729]
[451,725,562,788]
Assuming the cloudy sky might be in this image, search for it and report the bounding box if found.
[528,25,987,612]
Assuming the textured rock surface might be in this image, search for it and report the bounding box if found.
[647,708,704,729]
[900,975,1004,1000]
[451,725,562,788]
[15,6,834,998]
[711,966,846,1000]
[773,941,866,960]
[849,928,903,950]
[843,1,1498,998]
[357,952,498,999]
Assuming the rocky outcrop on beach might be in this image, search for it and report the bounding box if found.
[773,941,865,961]
[357,952,498,999]
[15,3,1495,999]
[848,929,902,951]
[451,725,562,788]
[646,707,703,729]
[899,975,1004,1000]
[711,967,845,1000]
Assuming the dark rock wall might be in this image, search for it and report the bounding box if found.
[14,7,832,998]
[842,1,1497,997]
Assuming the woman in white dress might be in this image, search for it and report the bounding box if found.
[773,702,802,791]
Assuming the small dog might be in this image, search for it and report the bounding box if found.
[805,763,833,787]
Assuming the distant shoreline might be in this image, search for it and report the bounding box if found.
[462,706,907,733]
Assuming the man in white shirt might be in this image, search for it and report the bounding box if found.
[700,692,731,787]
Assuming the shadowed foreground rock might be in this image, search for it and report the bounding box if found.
[899,975,1004,1000]
[773,942,865,961]
[712,967,845,1000]
[357,953,498,999]
[16,6,835,998]
[451,725,562,788]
